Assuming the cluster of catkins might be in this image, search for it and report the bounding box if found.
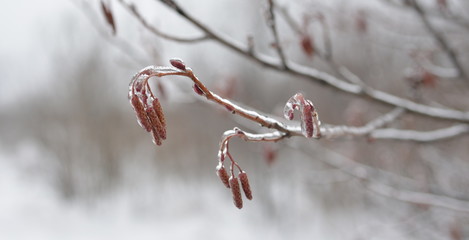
[216,161,252,209]
[129,68,167,145]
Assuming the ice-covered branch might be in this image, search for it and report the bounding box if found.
[321,108,405,138]
[129,60,469,146]
[153,0,469,123]
[128,60,469,209]
[371,124,469,142]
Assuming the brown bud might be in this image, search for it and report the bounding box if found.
[130,95,152,132]
[229,177,243,209]
[225,104,235,113]
[216,166,230,188]
[238,171,252,200]
[263,143,277,166]
[169,58,186,70]
[421,71,436,88]
[193,84,204,96]
[100,0,116,35]
[300,35,314,57]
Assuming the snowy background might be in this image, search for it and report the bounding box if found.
[1,0,469,239]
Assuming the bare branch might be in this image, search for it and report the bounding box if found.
[409,0,468,82]
[371,124,469,142]
[265,0,288,69]
[153,0,469,123]
[118,0,208,43]
[276,4,302,35]
[73,0,149,65]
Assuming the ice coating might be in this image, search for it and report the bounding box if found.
[283,93,316,138]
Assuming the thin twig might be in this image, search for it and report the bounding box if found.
[409,0,468,82]
[381,0,469,31]
[154,0,469,122]
[266,0,288,69]
[321,108,405,138]
[118,0,209,43]
[371,124,469,142]
[73,0,148,65]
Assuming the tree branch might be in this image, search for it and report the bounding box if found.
[409,0,468,82]
[117,0,209,43]
[321,108,405,138]
[266,0,288,69]
[371,124,469,142]
[151,0,469,122]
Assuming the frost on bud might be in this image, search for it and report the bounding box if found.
[283,100,295,120]
[300,34,314,57]
[301,102,314,138]
[284,93,318,138]
[193,84,204,96]
[169,58,186,70]
[238,171,252,200]
[130,95,152,132]
[216,165,230,188]
[229,177,243,209]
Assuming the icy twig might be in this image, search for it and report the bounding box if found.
[370,124,469,142]
[380,0,469,31]
[321,108,405,139]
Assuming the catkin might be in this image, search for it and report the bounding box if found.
[238,171,252,200]
[216,166,230,188]
[229,177,243,209]
[152,98,167,139]
[130,95,152,132]
[146,107,164,145]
